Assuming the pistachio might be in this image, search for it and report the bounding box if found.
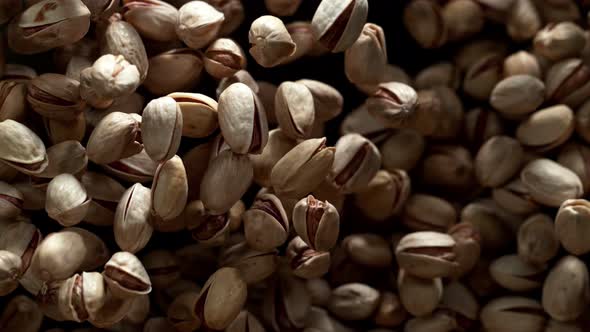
[505,0,541,42]
[328,283,380,321]
[0,222,42,291]
[275,81,316,140]
[297,79,344,122]
[204,38,246,79]
[311,0,368,52]
[262,272,310,331]
[57,272,106,322]
[403,0,447,49]
[168,92,218,139]
[395,231,458,279]
[490,75,545,118]
[271,137,335,198]
[45,174,91,227]
[0,120,47,175]
[144,49,203,96]
[342,233,392,268]
[463,53,503,101]
[328,133,381,193]
[397,269,443,317]
[520,158,583,207]
[403,310,457,332]
[518,213,559,265]
[29,230,88,281]
[292,195,339,252]
[354,169,411,221]
[442,0,484,42]
[366,82,418,128]
[534,22,586,61]
[36,141,87,181]
[475,136,524,188]
[86,112,142,165]
[492,178,540,216]
[440,281,479,330]
[243,193,289,251]
[0,250,22,296]
[0,295,43,332]
[282,21,315,64]
[341,103,391,143]
[265,0,302,16]
[219,241,277,284]
[503,51,542,78]
[226,310,266,332]
[44,115,86,145]
[0,81,27,122]
[176,1,225,50]
[542,256,589,321]
[104,251,152,298]
[344,23,387,85]
[402,194,457,232]
[490,254,546,292]
[480,296,546,332]
[0,181,23,219]
[546,58,590,109]
[88,288,133,328]
[114,183,153,254]
[448,223,481,278]
[103,149,158,183]
[7,0,91,54]
[414,62,460,90]
[122,0,178,42]
[102,17,149,82]
[81,171,125,227]
[555,199,590,255]
[463,107,505,149]
[141,96,183,163]
[287,236,331,279]
[250,129,296,187]
[185,200,231,246]
[516,104,574,152]
[218,83,269,154]
[374,291,407,328]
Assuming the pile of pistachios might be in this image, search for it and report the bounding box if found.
[3,0,590,331]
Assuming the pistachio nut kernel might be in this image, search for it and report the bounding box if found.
[7,0,91,55]
[218,82,269,155]
[122,0,179,42]
[57,272,106,322]
[311,0,369,53]
[366,82,418,128]
[194,267,248,331]
[271,137,335,198]
[27,73,86,120]
[104,251,152,298]
[395,231,458,279]
[0,119,48,175]
[141,96,183,163]
[292,195,339,252]
[86,112,142,165]
[243,193,289,251]
[176,1,225,50]
[287,236,331,279]
[45,173,91,227]
[520,158,583,207]
[114,183,153,254]
[329,133,381,193]
[204,38,247,79]
[0,250,22,296]
[248,15,296,67]
[0,181,23,219]
[555,199,590,255]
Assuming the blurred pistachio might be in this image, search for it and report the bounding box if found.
[396,231,458,279]
[344,23,387,86]
[534,22,586,61]
[341,103,391,144]
[122,0,178,41]
[506,0,541,42]
[176,1,224,50]
[328,282,379,321]
[226,310,266,332]
[287,236,331,279]
[0,181,23,219]
[82,0,118,21]
[490,75,545,119]
[142,250,180,289]
[492,178,539,216]
[204,38,246,79]
[183,142,213,201]
[516,104,574,152]
[0,295,43,332]
[397,269,443,317]
[448,223,481,278]
[265,0,302,16]
[219,241,277,285]
[342,233,392,268]
[36,140,87,181]
[558,142,590,193]
[44,114,86,145]
[520,158,583,207]
[402,194,456,232]
[28,73,86,120]
[144,49,203,96]
[293,195,339,252]
[354,169,410,221]
[356,64,413,95]
[373,291,407,328]
[489,254,546,291]
[403,310,457,332]
[542,256,589,321]
[475,136,523,188]
[103,149,158,184]
[0,81,27,122]
[546,58,590,109]
[480,296,546,332]
[463,107,505,149]
[461,201,513,253]
[250,129,296,187]
[463,53,503,101]
[380,129,424,171]
[81,171,125,227]
[555,199,590,255]
[517,213,559,265]
[442,0,484,42]
[503,51,542,78]
[7,0,91,54]
[403,0,447,49]
[415,62,460,90]
[87,112,142,165]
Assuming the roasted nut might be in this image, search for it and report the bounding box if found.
[293,195,339,251]
[542,255,589,322]
[141,96,183,163]
[520,158,583,207]
[114,183,153,254]
[328,283,380,321]
[45,174,91,227]
[176,1,224,50]
[104,251,152,298]
[395,231,458,279]
[243,193,289,251]
[398,269,442,317]
[144,49,204,96]
[311,0,369,52]
[328,133,381,193]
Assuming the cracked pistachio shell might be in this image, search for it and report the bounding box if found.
[204,38,247,79]
[475,136,523,188]
[195,267,247,330]
[396,231,458,279]
[490,75,545,118]
[403,0,447,49]
[37,140,87,180]
[87,112,142,164]
[555,199,590,255]
[122,0,178,41]
[200,150,253,214]
[250,129,296,187]
[45,174,90,226]
[7,0,91,54]
[226,310,266,332]
[542,255,589,321]
[344,23,387,85]
[57,272,106,322]
[44,114,86,145]
[297,79,343,122]
[219,242,278,285]
[243,193,289,251]
[104,251,151,298]
[275,81,315,140]
[27,73,85,120]
[0,250,22,296]
[249,15,296,68]
[354,169,411,221]
[312,0,369,52]
[463,53,503,101]
[545,58,590,109]
[176,1,225,50]
[81,171,125,227]
[151,155,188,221]
[271,137,335,198]
[329,133,381,193]
[0,81,27,122]
[185,200,231,246]
[114,183,153,254]
[366,82,418,128]
[142,249,180,289]
[168,92,218,139]
[516,104,574,152]
[287,236,331,279]
[517,213,558,265]
[520,158,583,207]
[102,18,149,82]
[0,119,48,175]
[141,96,183,163]
[328,282,380,321]
[144,49,203,96]
[489,254,546,291]
[480,296,546,332]
[534,22,586,61]
[103,149,158,183]
[0,181,23,219]
[342,233,392,268]
[0,295,43,332]
[398,269,443,317]
[79,54,140,109]
[293,195,339,251]
[440,281,479,326]
[263,273,311,330]
[0,222,41,274]
[218,83,269,154]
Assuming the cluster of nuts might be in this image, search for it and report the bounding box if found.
[3,0,590,331]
